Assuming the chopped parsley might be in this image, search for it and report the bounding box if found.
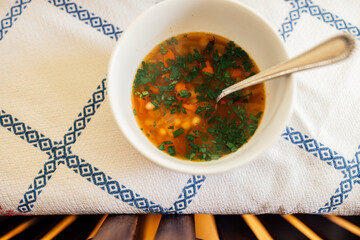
[173,128,185,138]
[132,34,263,161]
[166,37,178,45]
[167,146,176,156]
[179,90,191,98]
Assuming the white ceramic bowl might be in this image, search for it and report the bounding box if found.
[108,0,294,175]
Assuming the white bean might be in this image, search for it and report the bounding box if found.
[145,102,155,110]
[192,116,201,126]
[175,118,181,126]
[159,128,167,136]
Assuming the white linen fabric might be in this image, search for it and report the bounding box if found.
[0,0,359,215]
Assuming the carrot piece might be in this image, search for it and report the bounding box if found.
[149,85,159,94]
[183,103,198,112]
[162,73,170,81]
[175,82,187,92]
[163,49,176,68]
[230,68,243,78]
[138,97,147,111]
[201,61,214,74]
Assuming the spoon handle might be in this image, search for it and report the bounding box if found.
[216,34,355,102]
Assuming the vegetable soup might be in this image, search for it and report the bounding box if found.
[132,32,265,161]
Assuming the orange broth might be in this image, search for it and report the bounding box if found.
[132,33,265,161]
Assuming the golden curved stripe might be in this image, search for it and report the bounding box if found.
[41,215,77,240]
[195,214,219,240]
[282,215,322,240]
[242,215,273,240]
[326,215,360,237]
[87,214,108,239]
[0,218,36,240]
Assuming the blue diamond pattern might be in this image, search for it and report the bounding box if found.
[0,114,13,126]
[120,189,135,202]
[66,156,79,168]
[280,0,360,41]
[79,163,93,177]
[34,176,46,189]
[44,161,56,174]
[106,181,120,194]
[39,138,52,151]
[48,0,123,40]
[13,123,25,135]
[25,130,39,143]
[2,0,357,215]
[92,172,106,185]
[0,0,31,41]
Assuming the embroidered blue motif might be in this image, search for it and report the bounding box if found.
[10,77,205,214]
[279,0,360,213]
[0,0,206,214]
[1,0,359,215]
[280,0,360,41]
[47,0,123,40]
[282,128,360,213]
[0,0,32,41]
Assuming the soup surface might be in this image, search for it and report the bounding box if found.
[132,32,265,161]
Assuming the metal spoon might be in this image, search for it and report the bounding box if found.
[216,34,355,103]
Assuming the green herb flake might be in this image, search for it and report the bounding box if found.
[204,38,215,54]
[200,132,209,142]
[179,90,191,98]
[187,152,196,160]
[170,65,182,80]
[160,48,168,55]
[158,143,165,151]
[166,37,178,45]
[153,122,156,127]
[133,109,136,115]
[173,128,185,138]
[159,85,175,92]
[167,146,176,156]
[185,135,196,141]
[193,130,199,135]
[168,126,174,129]
[188,49,203,62]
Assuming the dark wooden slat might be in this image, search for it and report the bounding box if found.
[54,215,103,240]
[0,216,33,236]
[11,215,65,240]
[93,214,139,240]
[214,215,257,240]
[342,216,360,226]
[296,214,359,240]
[257,214,308,240]
[0,216,12,225]
[155,215,195,240]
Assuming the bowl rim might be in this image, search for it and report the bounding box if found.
[108,0,294,175]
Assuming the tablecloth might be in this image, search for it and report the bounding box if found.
[0,0,359,215]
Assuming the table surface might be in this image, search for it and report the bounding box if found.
[0,214,360,239]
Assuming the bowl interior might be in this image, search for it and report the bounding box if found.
[108,0,293,174]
